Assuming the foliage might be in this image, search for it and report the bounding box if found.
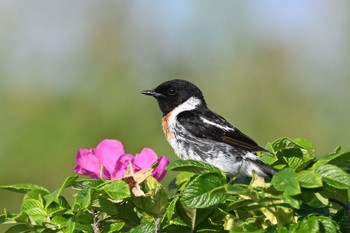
[1,138,350,232]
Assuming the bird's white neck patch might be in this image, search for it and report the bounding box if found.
[168,97,201,124]
[174,97,201,114]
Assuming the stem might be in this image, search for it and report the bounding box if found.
[92,210,100,233]
[191,209,196,233]
[154,217,160,233]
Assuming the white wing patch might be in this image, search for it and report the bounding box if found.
[200,117,234,131]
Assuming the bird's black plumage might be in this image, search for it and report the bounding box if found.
[176,109,272,155]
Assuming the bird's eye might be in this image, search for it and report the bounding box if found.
[168,88,176,95]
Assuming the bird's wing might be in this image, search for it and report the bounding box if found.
[177,109,273,155]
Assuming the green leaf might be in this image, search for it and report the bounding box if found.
[268,138,315,171]
[224,184,248,195]
[73,179,103,210]
[5,224,32,233]
[317,216,340,233]
[98,196,119,215]
[51,215,69,226]
[167,160,222,174]
[2,210,27,222]
[175,201,195,229]
[65,217,75,233]
[296,215,319,233]
[271,168,301,196]
[227,199,256,211]
[102,222,125,233]
[175,172,195,186]
[314,164,350,189]
[281,194,300,209]
[313,151,350,169]
[258,152,278,165]
[296,171,323,188]
[181,172,227,208]
[282,148,304,170]
[23,189,48,201]
[98,179,130,200]
[294,215,340,233]
[132,177,169,217]
[0,183,49,194]
[129,221,155,233]
[45,176,79,206]
[293,138,315,152]
[20,198,48,223]
[112,201,140,227]
[270,137,313,152]
[165,196,178,220]
[45,176,77,208]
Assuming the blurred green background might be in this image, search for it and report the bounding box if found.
[1,0,350,217]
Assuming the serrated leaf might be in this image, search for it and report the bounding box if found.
[296,171,323,188]
[133,177,169,217]
[102,222,125,232]
[293,138,315,152]
[317,184,349,208]
[282,148,304,170]
[99,196,119,215]
[258,152,278,165]
[129,221,155,233]
[181,172,227,208]
[3,210,27,222]
[73,179,103,209]
[224,184,247,195]
[167,160,222,174]
[0,183,49,194]
[167,216,189,227]
[271,168,301,196]
[46,176,79,205]
[227,199,256,211]
[175,172,194,186]
[20,198,47,222]
[271,137,314,152]
[313,151,350,169]
[281,195,300,209]
[113,201,140,226]
[65,217,75,233]
[314,164,350,189]
[297,215,319,233]
[23,189,48,201]
[5,224,32,233]
[51,215,69,226]
[165,197,178,220]
[317,216,340,233]
[46,175,78,201]
[98,179,130,200]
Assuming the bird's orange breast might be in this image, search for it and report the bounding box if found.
[162,111,173,142]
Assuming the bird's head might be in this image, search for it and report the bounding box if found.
[141,79,207,116]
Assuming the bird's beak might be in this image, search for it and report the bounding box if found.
[141,89,164,98]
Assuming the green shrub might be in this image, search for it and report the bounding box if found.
[1,138,349,232]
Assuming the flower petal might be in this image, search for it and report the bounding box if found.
[74,148,101,178]
[133,148,158,171]
[152,156,170,181]
[94,139,125,177]
[111,154,134,180]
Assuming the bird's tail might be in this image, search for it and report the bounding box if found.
[244,157,276,178]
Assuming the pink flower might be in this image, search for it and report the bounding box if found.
[74,139,169,181]
[133,148,170,181]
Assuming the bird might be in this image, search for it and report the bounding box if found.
[141,79,275,178]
